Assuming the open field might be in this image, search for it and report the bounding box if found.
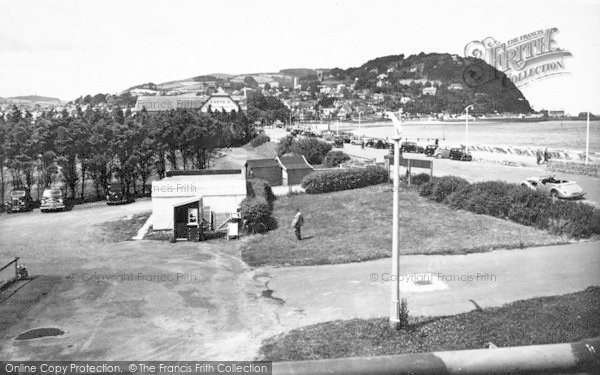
[240,185,566,267]
[260,286,600,361]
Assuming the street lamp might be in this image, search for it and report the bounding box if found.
[586,112,590,165]
[37,154,43,201]
[386,110,402,330]
[358,111,365,138]
[464,105,474,152]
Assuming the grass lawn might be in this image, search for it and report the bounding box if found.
[240,185,566,267]
[211,142,277,170]
[96,211,151,242]
[260,287,600,361]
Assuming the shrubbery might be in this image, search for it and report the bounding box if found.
[290,138,333,165]
[301,166,388,194]
[277,136,332,165]
[241,179,277,233]
[410,173,431,186]
[246,178,276,208]
[250,134,270,148]
[323,151,350,168]
[419,176,600,239]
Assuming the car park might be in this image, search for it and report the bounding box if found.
[449,148,473,161]
[4,188,34,213]
[40,187,72,212]
[106,183,135,205]
[521,176,585,200]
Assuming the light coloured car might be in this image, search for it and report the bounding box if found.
[520,176,585,199]
[40,187,72,212]
[433,147,451,159]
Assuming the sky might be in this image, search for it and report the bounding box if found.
[1,0,599,114]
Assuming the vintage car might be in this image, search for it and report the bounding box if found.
[5,188,34,213]
[350,137,363,145]
[521,176,585,199]
[400,141,418,153]
[424,145,438,157]
[449,148,473,161]
[106,183,135,205]
[433,147,452,159]
[40,187,72,212]
[332,137,345,148]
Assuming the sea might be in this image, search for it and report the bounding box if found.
[333,120,600,153]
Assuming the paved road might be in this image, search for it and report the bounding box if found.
[266,128,600,206]
[266,242,600,329]
[0,201,284,360]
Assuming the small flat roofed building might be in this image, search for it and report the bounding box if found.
[245,159,282,186]
[276,155,314,186]
[151,169,246,231]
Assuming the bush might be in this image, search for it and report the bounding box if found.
[290,138,333,165]
[421,175,600,239]
[410,173,431,186]
[429,176,470,203]
[301,166,388,194]
[323,151,350,168]
[246,178,276,208]
[240,197,273,233]
[276,135,295,156]
[250,134,270,148]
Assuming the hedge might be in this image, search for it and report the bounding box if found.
[419,176,600,239]
[250,134,270,148]
[301,166,388,194]
[246,178,276,207]
[290,138,333,165]
[242,179,277,233]
[323,151,350,168]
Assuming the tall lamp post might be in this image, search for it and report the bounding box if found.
[386,110,402,330]
[358,111,365,138]
[37,154,43,201]
[464,105,474,152]
[585,112,590,165]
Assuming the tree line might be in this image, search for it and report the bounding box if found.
[0,105,257,205]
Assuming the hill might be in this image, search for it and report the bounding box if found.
[118,52,532,114]
[7,95,62,103]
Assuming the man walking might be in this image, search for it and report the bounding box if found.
[291,208,304,240]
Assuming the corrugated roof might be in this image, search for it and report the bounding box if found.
[277,155,313,170]
[166,169,241,177]
[245,159,280,168]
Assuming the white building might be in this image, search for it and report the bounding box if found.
[151,170,247,231]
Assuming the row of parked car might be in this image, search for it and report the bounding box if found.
[3,183,135,214]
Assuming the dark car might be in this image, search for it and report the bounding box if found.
[106,183,135,205]
[400,141,418,153]
[40,187,72,212]
[333,137,345,148]
[424,145,438,156]
[449,148,473,161]
[5,188,34,213]
[373,139,388,149]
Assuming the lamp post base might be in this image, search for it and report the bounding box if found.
[390,301,401,330]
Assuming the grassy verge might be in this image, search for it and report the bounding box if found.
[96,211,151,242]
[260,287,600,361]
[240,185,565,267]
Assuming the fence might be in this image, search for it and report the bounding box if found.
[0,257,20,291]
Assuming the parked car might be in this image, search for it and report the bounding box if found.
[373,139,388,149]
[400,141,418,153]
[521,176,585,199]
[333,137,344,148]
[40,187,72,212]
[449,148,473,161]
[5,188,34,213]
[106,183,135,205]
[433,147,451,159]
[350,137,363,145]
[424,145,438,157]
